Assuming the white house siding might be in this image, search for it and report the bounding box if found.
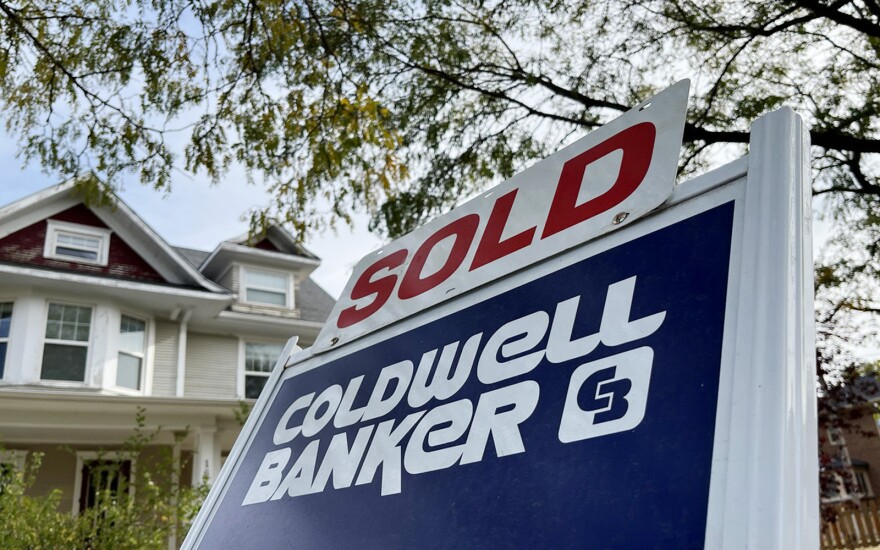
[229,301,301,318]
[293,272,302,306]
[151,321,179,397]
[184,332,238,398]
[230,263,240,294]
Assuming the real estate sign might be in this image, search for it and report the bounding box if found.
[184,81,818,549]
[312,81,689,353]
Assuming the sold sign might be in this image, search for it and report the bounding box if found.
[313,81,689,353]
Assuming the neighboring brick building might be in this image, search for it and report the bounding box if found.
[820,378,880,505]
[0,178,334,530]
[822,410,880,503]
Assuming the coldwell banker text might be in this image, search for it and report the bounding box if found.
[242,276,665,506]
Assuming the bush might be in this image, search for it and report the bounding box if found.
[0,409,208,549]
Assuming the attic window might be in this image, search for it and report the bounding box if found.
[243,268,291,307]
[44,220,111,266]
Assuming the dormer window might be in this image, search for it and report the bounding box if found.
[44,220,111,266]
[243,268,291,308]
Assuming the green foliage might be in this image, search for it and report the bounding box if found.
[0,454,79,549]
[0,409,208,550]
[1,0,879,240]
[234,400,251,427]
[0,1,879,353]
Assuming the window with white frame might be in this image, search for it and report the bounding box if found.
[0,302,12,379]
[244,342,284,398]
[855,469,874,497]
[117,315,146,390]
[243,268,290,307]
[823,471,847,502]
[40,303,92,382]
[827,427,846,446]
[822,469,874,502]
[44,220,111,266]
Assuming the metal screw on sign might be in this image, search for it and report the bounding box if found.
[612,212,629,225]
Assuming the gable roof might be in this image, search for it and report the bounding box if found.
[230,226,319,260]
[175,246,212,269]
[0,178,226,293]
[199,226,321,280]
[298,278,336,323]
[173,242,334,321]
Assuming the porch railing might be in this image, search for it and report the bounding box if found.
[822,501,880,549]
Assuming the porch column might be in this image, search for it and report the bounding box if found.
[192,427,218,485]
[168,437,182,550]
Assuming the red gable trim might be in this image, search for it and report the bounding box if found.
[49,203,109,228]
[0,204,166,283]
[253,237,280,252]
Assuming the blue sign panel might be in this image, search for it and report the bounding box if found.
[200,202,735,549]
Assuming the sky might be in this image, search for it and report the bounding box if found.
[0,137,383,299]
[0,112,843,320]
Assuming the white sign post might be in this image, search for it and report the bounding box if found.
[184,85,817,549]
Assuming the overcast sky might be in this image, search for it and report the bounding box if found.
[0,118,837,306]
[0,135,383,299]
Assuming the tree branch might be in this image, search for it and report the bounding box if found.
[792,0,880,38]
[0,0,160,135]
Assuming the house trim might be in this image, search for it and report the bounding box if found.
[0,263,231,302]
[0,178,82,240]
[0,299,13,380]
[175,309,192,398]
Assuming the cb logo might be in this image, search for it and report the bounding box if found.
[558,347,653,443]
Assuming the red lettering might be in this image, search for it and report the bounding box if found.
[470,189,535,271]
[398,214,480,300]
[337,249,408,328]
[541,122,656,239]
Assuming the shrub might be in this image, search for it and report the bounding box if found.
[0,408,208,549]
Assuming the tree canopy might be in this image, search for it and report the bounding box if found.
[0,0,875,233]
[0,2,878,336]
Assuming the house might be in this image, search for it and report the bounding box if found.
[0,178,335,515]
[821,412,879,503]
[819,376,880,510]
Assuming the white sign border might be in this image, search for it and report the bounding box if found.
[184,108,817,549]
